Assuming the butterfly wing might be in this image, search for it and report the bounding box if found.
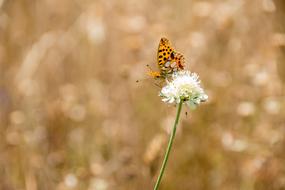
[148,37,185,79]
[157,38,185,76]
[157,37,174,68]
[170,51,185,71]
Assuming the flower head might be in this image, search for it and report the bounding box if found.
[160,71,208,109]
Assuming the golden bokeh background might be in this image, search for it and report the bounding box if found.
[0,0,285,189]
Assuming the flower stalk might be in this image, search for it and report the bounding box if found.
[152,70,207,189]
[153,100,183,190]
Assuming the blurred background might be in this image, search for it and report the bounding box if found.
[0,0,285,189]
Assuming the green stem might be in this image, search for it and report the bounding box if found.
[153,101,183,190]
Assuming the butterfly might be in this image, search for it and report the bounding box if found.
[148,37,185,79]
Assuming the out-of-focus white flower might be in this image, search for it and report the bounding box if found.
[160,71,208,109]
[64,173,78,188]
[237,101,255,116]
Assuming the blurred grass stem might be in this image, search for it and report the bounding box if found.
[154,101,183,190]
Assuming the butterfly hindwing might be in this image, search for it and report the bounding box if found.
[172,51,185,70]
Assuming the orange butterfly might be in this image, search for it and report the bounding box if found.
[148,37,185,79]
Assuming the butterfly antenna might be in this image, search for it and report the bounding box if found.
[135,77,153,84]
[146,64,154,71]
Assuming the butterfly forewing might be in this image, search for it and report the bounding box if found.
[157,38,174,68]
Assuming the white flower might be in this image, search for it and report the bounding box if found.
[160,71,208,109]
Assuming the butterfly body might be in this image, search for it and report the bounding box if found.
[148,37,185,80]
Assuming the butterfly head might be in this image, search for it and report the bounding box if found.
[147,64,164,79]
[147,71,162,79]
